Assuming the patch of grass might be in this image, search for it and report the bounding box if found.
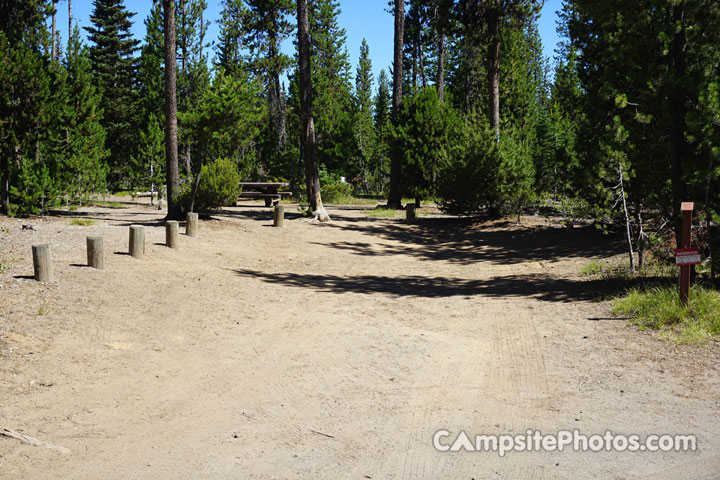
[613,285,720,343]
[37,304,50,316]
[364,208,399,218]
[87,200,124,208]
[580,260,634,280]
[112,190,134,197]
[581,258,676,280]
[68,218,95,226]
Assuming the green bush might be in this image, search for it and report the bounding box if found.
[177,157,240,213]
[319,165,353,204]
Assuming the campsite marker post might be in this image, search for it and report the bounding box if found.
[676,202,697,305]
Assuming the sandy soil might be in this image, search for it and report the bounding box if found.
[0,199,718,479]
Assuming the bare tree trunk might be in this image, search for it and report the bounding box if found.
[51,0,57,61]
[487,8,501,143]
[163,0,181,219]
[0,154,8,214]
[670,3,688,247]
[387,0,405,209]
[636,203,647,269]
[188,169,201,213]
[618,163,636,272]
[436,33,445,102]
[419,41,426,88]
[269,26,287,153]
[297,0,329,222]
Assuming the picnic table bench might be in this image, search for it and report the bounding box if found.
[238,182,292,207]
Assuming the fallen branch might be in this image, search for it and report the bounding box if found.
[310,429,335,439]
[1,428,71,454]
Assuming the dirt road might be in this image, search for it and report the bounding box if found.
[1,201,718,479]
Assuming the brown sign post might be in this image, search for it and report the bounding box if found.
[679,202,694,304]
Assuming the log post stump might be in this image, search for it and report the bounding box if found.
[406,203,416,224]
[32,244,53,282]
[186,212,198,237]
[86,236,104,269]
[273,205,284,228]
[166,221,179,249]
[129,225,145,259]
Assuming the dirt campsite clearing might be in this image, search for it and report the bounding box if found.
[0,199,719,479]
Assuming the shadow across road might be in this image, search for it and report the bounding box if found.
[320,217,626,266]
[233,269,672,302]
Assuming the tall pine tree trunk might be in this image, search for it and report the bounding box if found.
[487,8,501,142]
[0,155,8,214]
[269,26,287,153]
[437,32,445,102]
[163,0,181,219]
[51,0,57,61]
[297,0,329,222]
[68,0,72,44]
[387,0,405,209]
[670,3,688,246]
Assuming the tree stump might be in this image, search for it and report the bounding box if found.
[273,205,284,228]
[129,225,145,259]
[86,236,104,269]
[186,212,198,237]
[32,244,53,282]
[166,220,179,249]
[406,203,416,224]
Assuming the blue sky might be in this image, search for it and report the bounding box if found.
[52,0,563,87]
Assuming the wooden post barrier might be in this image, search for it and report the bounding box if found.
[86,236,104,269]
[406,203,416,224]
[166,220,179,249]
[32,244,53,283]
[679,202,694,304]
[129,225,145,259]
[186,212,198,237]
[273,205,284,228]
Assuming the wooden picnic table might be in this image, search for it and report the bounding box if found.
[238,182,292,207]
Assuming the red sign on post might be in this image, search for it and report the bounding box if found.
[675,247,701,266]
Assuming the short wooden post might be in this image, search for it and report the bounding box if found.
[129,225,144,259]
[679,202,693,304]
[32,244,53,282]
[273,205,284,228]
[86,236,104,269]
[406,203,416,224]
[166,220,179,249]
[186,212,198,237]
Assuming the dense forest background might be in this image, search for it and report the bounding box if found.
[1,0,719,275]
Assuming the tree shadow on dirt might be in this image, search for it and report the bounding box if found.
[233,269,671,302]
[319,216,626,265]
[215,207,305,222]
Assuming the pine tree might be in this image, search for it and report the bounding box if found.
[85,0,140,186]
[240,0,294,158]
[50,26,108,205]
[372,69,392,194]
[387,0,405,208]
[0,0,53,214]
[296,0,329,221]
[176,0,211,177]
[353,39,377,192]
[137,2,164,125]
[216,0,247,76]
[308,0,355,176]
[562,0,720,243]
[163,0,181,219]
[131,113,165,204]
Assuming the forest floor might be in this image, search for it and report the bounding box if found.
[0,198,719,479]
